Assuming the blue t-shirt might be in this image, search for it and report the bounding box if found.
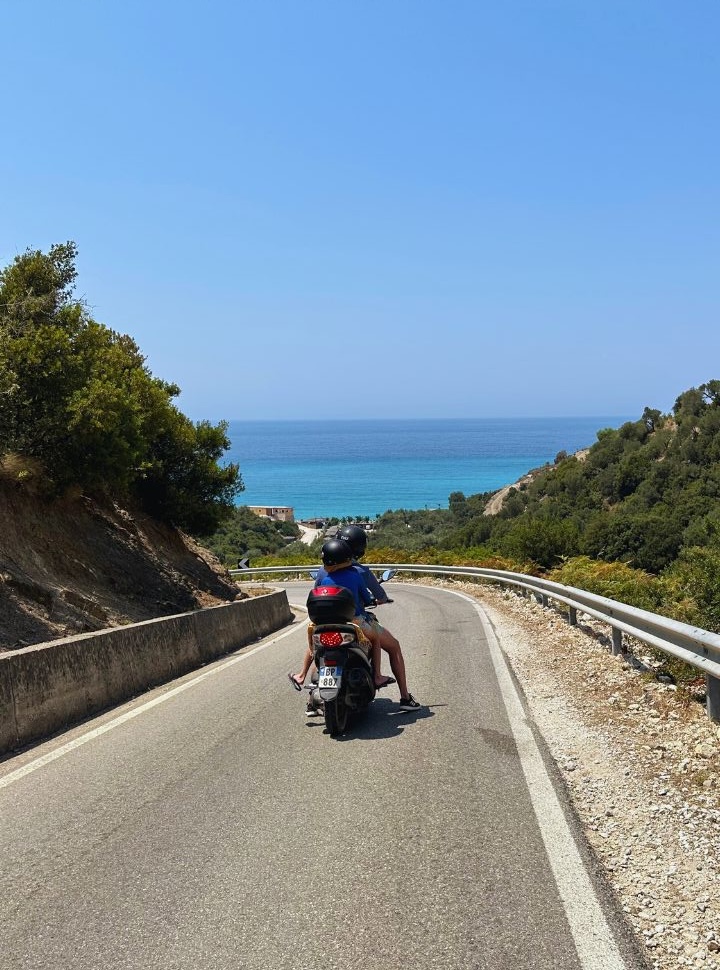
[354,562,389,603]
[316,565,373,617]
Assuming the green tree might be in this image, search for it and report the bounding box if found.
[641,407,662,433]
[448,491,469,520]
[494,517,580,569]
[0,243,243,530]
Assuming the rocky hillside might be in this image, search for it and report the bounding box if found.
[0,485,242,651]
[483,448,590,516]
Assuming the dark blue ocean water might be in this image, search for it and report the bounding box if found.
[225,417,630,520]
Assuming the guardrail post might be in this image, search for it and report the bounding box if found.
[611,627,623,655]
[707,675,720,723]
[567,606,577,626]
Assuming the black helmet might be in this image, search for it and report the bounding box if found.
[337,524,367,558]
[321,538,353,568]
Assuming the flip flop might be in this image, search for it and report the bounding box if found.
[287,673,303,691]
[374,676,396,689]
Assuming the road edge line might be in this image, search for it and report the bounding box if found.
[0,619,307,790]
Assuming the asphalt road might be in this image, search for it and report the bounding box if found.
[0,582,645,970]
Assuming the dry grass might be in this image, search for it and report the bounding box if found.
[0,452,46,491]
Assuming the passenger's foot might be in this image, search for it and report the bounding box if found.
[305,701,321,717]
[374,676,396,689]
[398,694,421,711]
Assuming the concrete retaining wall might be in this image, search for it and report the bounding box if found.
[0,590,293,755]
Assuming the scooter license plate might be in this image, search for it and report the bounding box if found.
[319,666,342,688]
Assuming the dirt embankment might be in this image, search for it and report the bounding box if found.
[0,485,242,651]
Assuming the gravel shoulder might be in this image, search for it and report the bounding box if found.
[417,579,720,970]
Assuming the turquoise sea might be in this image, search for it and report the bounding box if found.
[225,417,630,521]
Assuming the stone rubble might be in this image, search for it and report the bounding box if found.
[421,578,720,970]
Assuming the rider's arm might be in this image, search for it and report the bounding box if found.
[358,564,389,603]
[354,572,375,610]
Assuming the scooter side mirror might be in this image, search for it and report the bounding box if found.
[309,569,319,580]
[380,568,397,583]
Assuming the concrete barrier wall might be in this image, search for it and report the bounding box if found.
[0,590,293,755]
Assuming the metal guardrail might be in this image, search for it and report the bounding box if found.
[230,563,720,722]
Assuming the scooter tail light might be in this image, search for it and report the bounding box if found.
[319,631,344,647]
[312,631,357,647]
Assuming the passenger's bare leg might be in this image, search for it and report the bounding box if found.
[363,626,391,687]
[370,640,386,686]
[291,646,313,686]
[378,629,409,697]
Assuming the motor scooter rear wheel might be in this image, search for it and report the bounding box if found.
[324,697,348,736]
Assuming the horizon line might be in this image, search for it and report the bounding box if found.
[206,414,634,424]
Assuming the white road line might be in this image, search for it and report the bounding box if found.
[0,620,306,791]
[443,587,629,970]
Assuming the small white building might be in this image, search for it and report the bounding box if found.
[248,505,295,523]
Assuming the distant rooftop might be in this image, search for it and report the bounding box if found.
[248,505,294,523]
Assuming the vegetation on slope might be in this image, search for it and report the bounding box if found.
[197,506,300,563]
[0,243,242,533]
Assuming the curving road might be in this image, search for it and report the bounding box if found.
[0,583,646,970]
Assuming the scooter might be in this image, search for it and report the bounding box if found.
[305,569,396,737]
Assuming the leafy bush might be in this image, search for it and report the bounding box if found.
[580,509,683,573]
[548,556,668,613]
[664,545,720,632]
[492,517,581,569]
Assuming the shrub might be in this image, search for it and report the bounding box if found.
[548,556,667,612]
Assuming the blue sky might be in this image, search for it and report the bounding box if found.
[2,1,718,421]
